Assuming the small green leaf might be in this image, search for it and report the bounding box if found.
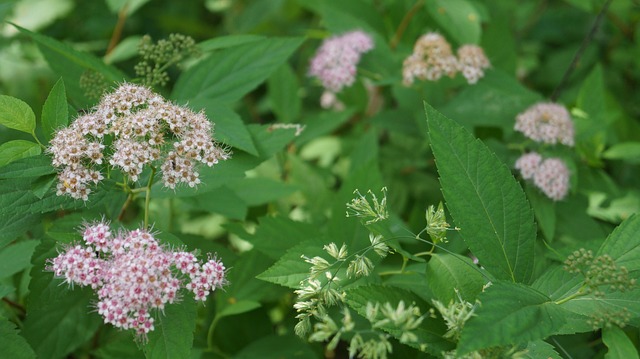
[0,317,36,359]
[197,34,264,52]
[603,326,639,359]
[0,95,36,134]
[216,300,261,319]
[426,102,536,283]
[0,140,41,167]
[41,78,69,142]
[603,142,640,162]
[425,0,482,44]
[0,240,39,278]
[457,281,567,354]
[257,240,326,289]
[172,37,304,105]
[425,253,487,303]
[143,297,197,359]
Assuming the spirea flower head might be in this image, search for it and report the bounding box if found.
[514,102,575,146]
[309,30,374,94]
[402,32,458,86]
[515,152,570,201]
[47,83,231,200]
[48,221,227,338]
[456,44,490,84]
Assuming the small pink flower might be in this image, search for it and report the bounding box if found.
[515,103,574,146]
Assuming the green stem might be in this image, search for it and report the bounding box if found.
[554,285,588,305]
[143,166,156,229]
[31,131,45,150]
[118,192,134,222]
[389,0,425,50]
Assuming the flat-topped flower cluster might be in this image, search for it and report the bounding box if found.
[48,83,230,200]
[48,221,226,337]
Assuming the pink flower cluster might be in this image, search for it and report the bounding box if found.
[515,152,570,201]
[402,33,490,86]
[514,102,575,146]
[48,222,226,337]
[309,30,374,107]
[48,83,231,200]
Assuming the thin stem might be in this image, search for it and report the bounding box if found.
[390,0,425,50]
[550,0,613,101]
[31,131,45,149]
[106,3,129,55]
[2,297,26,316]
[118,192,134,222]
[554,285,588,305]
[143,166,157,229]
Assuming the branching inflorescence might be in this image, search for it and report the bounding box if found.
[48,83,230,200]
[48,221,226,339]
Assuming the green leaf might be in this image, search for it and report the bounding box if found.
[22,239,101,359]
[525,184,556,241]
[268,64,301,123]
[257,240,325,289]
[0,154,56,179]
[143,297,197,359]
[345,285,453,356]
[0,317,36,359]
[185,186,247,220]
[172,37,304,104]
[228,177,297,206]
[14,25,126,107]
[234,334,320,359]
[0,240,39,278]
[0,95,36,134]
[0,140,41,167]
[105,0,151,14]
[239,216,321,260]
[603,326,639,359]
[426,102,536,283]
[217,300,262,319]
[425,253,487,303]
[603,142,640,162]
[597,213,640,273]
[425,0,482,44]
[197,34,264,52]
[457,281,567,354]
[524,340,562,359]
[41,78,68,142]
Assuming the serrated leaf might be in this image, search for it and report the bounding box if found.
[41,78,68,142]
[426,102,536,283]
[425,0,482,44]
[603,326,639,359]
[14,25,127,107]
[268,64,300,123]
[524,340,562,359]
[0,95,36,134]
[597,213,640,273]
[0,140,41,167]
[257,240,325,289]
[425,253,486,303]
[173,37,304,104]
[0,317,36,359]
[143,297,197,359]
[0,240,39,278]
[0,154,56,179]
[345,285,453,356]
[22,239,101,359]
[457,281,567,354]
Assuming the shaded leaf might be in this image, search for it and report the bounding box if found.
[603,326,639,359]
[425,253,486,303]
[0,240,39,278]
[0,317,36,359]
[41,78,68,142]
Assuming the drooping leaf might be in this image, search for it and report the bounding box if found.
[0,317,36,359]
[0,95,36,134]
[172,37,304,105]
[0,140,41,167]
[457,281,567,354]
[143,297,197,359]
[602,326,639,359]
[41,78,68,143]
[426,102,536,283]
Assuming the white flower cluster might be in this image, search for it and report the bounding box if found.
[515,152,570,201]
[514,102,575,146]
[402,33,490,86]
[48,83,230,200]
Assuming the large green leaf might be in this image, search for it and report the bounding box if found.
[22,239,101,359]
[143,297,197,359]
[597,213,640,273]
[426,102,536,283]
[345,285,453,356]
[14,25,127,107]
[425,253,487,303]
[0,95,36,134]
[0,154,55,179]
[172,37,304,104]
[0,140,41,167]
[603,326,639,359]
[41,78,69,143]
[457,281,567,354]
[0,317,36,359]
[425,0,482,44]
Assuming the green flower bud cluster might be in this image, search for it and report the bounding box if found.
[79,70,109,101]
[564,249,636,298]
[587,308,632,330]
[134,34,198,87]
